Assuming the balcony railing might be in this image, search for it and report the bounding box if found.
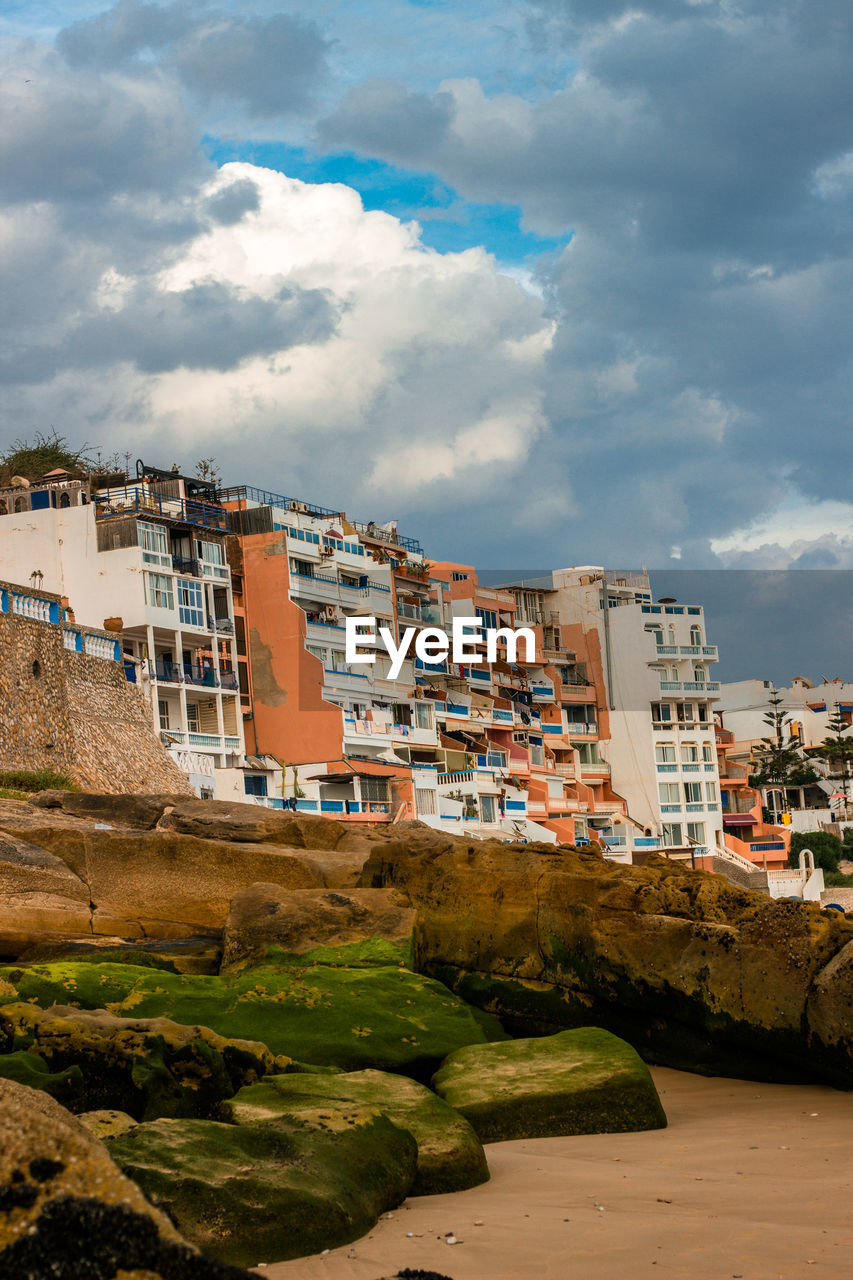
[172,555,201,576]
[152,659,182,683]
[219,669,239,690]
[94,488,229,531]
[184,664,219,687]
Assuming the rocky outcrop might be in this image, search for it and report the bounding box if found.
[431,1028,666,1143]
[107,1110,418,1267]
[17,933,223,975]
[359,837,853,1086]
[0,1078,253,1278]
[221,884,416,972]
[0,958,507,1079]
[0,796,393,951]
[226,1067,489,1195]
[0,1003,283,1120]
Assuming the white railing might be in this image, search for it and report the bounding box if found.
[84,633,116,660]
[12,593,51,622]
[63,628,78,651]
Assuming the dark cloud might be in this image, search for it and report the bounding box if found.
[2,282,337,382]
[58,1,330,117]
[204,177,261,225]
[319,80,455,162]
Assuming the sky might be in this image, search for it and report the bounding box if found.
[1,0,852,586]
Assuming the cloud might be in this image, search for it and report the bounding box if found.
[58,1,330,117]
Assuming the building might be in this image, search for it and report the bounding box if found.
[544,567,724,862]
[0,463,244,797]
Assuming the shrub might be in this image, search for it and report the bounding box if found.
[789,830,843,874]
[824,870,853,888]
[0,769,75,793]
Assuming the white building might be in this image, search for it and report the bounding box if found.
[0,465,245,797]
[550,567,724,859]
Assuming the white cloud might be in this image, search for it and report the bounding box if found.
[711,494,853,566]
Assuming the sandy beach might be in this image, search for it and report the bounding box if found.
[263,1067,853,1280]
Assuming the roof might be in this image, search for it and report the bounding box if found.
[721,813,758,826]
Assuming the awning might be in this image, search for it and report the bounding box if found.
[243,755,279,771]
[722,813,757,826]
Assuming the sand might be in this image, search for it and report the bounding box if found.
[262,1067,853,1280]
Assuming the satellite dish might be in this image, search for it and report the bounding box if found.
[657,596,676,604]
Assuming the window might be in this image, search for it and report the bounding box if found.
[687,822,705,844]
[684,781,702,803]
[651,703,672,723]
[139,522,169,561]
[662,823,683,847]
[360,776,389,802]
[476,609,497,631]
[392,702,413,727]
[59,492,71,508]
[681,741,699,763]
[415,702,432,730]
[415,788,437,815]
[291,558,314,576]
[244,774,268,797]
[307,645,326,663]
[186,703,200,732]
[702,742,714,763]
[452,571,468,581]
[195,539,227,576]
[158,699,170,730]
[705,781,717,802]
[659,782,680,804]
[694,666,705,683]
[697,703,710,723]
[480,794,497,823]
[178,578,205,628]
[655,743,676,763]
[690,625,702,646]
[145,572,174,611]
[32,660,42,678]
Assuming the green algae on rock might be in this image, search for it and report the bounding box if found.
[0,959,507,1079]
[78,1108,139,1140]
[225,1067,489,1196]
[0,1078,255,1278]
[107,1110,418,1267]
[0,1002,282,1120]
[431,1027,667,1143]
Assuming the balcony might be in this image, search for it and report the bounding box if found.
[172,555,200,576]
[152,659,183,684]
[219,669,239,691]
[702,645,718,660]
[567,722,598,737]
[184,663,219,688]
[214,617,235,635]
[94,487,229,531]
[659,681,681,691]
[656,763,678,773]
[680,645,701,655]
[655,644,678,656]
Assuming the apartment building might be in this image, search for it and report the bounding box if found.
[0,464,244,797]
[546,567,724,861]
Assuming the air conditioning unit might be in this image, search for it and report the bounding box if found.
[324,605,337,622]
[288,501,300,512]
[297,503,309,514]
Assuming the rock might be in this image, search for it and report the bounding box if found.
[0,1002,282,1120]
[8,828,325,938]
[107,1110,418,1266]
[359,838,853,1086]
[32,790,187,828]
[157,800,378,852]
[0,1077,254,1278]
[0,960,507,1079]
[0,830,92,954]
[431,1027,667,1143]
[225,1067,489,1195]
[221,884,416,973]
[17,934,223,975]
[79,1108,139,1139]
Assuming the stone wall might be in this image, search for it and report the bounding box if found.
[0,605,193,795]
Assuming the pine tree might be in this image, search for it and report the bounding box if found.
[749,689,818,794]
[818,702,853,813]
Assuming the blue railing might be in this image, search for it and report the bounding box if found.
[220,485,424,555]
[219,670,239,690]
[94,488,229,531]
[153,660,182,683]
[750,842,785,852]
[184,664,219,687]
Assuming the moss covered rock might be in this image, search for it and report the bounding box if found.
[0,960,506,1079]
[107,1110,418,1267]
[431,1027,667,1143]
[221,884,416,973]
[0,1002,282,1120]
[225,1067,488,1195]
[79,1108,139,1140]
[0,1078,253,1278]
[360,835,853,1086]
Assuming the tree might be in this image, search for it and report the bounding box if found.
[817,702,853,814]
[748,689,818,796]
[789,830,843,874]
[0,430,93,486]
[195,457,221,487]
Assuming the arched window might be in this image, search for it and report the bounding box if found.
[690,624,702,646]
[59,492,71,508]
[0,500,6,515]
[667,624,676,645]
[694,666,705,683]
[13,498,23,513]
